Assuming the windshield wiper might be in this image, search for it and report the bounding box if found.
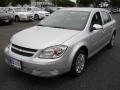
[49,26,68,29]
[38,25,68,29]
[38,24,44,26]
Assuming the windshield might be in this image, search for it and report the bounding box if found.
[14,8,25,12]
[33,8,41,11]
[39,10,90,30]
[0,8,5,13]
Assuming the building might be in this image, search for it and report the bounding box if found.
[31,0,53,8]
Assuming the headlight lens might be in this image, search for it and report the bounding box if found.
[39,45,68,59]
[20,14,26,17]
[40,13,45,16]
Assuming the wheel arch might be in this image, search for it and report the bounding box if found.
[67,44,89,72]
[113,30,116,36]
[15,15,19,18]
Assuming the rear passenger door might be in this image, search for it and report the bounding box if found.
[100,11,113,44]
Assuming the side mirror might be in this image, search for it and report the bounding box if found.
[90,24,103,31]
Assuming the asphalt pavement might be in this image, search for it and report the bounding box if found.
[0,14,120,90]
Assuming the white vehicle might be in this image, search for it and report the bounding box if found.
[24,7,50,20]
[6,7,34,22]
[5,8,116,77]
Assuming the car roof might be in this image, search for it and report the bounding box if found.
[61,7,109,12]
[6,7,22,8]
[26,7,38,8]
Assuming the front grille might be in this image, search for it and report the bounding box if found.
[11,44,37,57]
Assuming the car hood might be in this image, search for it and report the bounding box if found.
[12,26,80,49]
[16,12,33,15]
[0,13,11,17]
[36,11,49,14]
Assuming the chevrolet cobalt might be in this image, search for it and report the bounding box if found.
[5,8,116,77]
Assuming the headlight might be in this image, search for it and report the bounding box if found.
[39,13,45,16]
[39,45,68,59]
[20,14,26,17]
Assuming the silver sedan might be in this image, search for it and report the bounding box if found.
[5,8,116,77]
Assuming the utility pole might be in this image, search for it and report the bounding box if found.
[76,0,80,7]
[75,0,77,7]
[36,0,37,7]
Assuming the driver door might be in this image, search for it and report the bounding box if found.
[89,12,105,54]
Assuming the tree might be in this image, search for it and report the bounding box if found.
[49,0,75,7]
[12,0,31,6]
[49,0,57,6]
[76,0,106,7]
[76,0,93,6]
[0,0,11,6]
[110,0,120,7]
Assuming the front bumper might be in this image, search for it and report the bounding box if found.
[5,46,70,77]
[39,14,50,19]
[0,18,13,24]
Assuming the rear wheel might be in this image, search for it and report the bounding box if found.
[107,33,116,48]
[15,16,20,22]
[70,50,86,77]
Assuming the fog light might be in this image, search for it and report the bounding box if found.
[32,70,59,77]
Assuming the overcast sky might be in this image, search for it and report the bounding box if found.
[70,0,76,3]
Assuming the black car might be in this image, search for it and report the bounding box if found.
[0,10,13,25]
[111,8,120,14]
[45,7,54,14]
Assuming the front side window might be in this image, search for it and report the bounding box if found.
[91,12,102,27]
[8,8,13,12]
[33,8,41,11]
[0,8,5,13]
[39,10,90,30]
[14,8,25,12]
[27,8,32,11]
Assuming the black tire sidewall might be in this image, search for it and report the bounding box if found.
[107,34,116,48]
[34,14,39,20]
[70,50,86,77]
[15,16,20,22]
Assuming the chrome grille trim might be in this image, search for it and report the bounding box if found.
[11,44,37,57]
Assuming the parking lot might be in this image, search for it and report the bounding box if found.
[0,14,120,90]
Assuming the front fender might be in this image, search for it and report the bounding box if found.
[67,42,88,71]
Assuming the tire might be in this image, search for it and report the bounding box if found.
[8,20,13,25]
[69,50,87,77]
[15,16,20,22]
[34,14,39,20]
[107,34,116,48]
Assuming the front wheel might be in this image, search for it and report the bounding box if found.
[70,50,86,77]
[34,14,39,20]
[8,20,13,25]
[15,16,20,22]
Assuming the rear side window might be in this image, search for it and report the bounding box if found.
[8,8,13,12]
[101,11,112,24]
[27,8,32,11]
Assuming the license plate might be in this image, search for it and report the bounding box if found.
[7,58,22,69]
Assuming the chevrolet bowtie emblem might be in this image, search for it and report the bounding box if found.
[16,48,23,52]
